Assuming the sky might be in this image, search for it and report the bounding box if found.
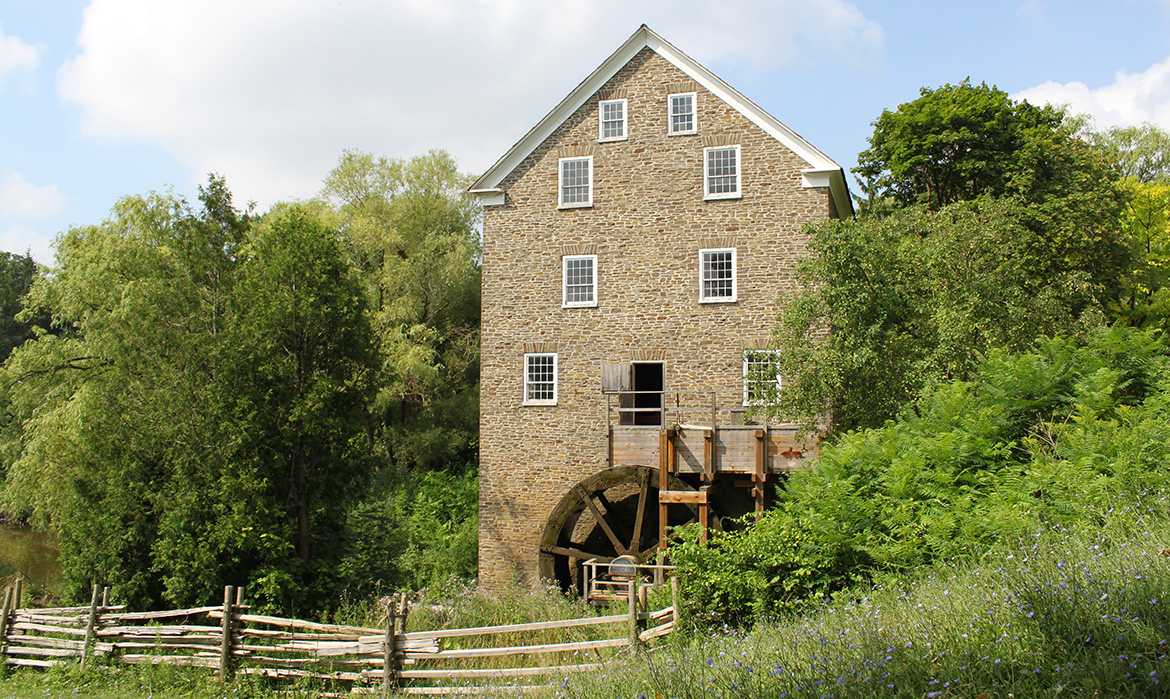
[2,0,1170,265]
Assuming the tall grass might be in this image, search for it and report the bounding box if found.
[552,503,1170,699]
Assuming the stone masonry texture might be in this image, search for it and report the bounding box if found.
[478,47,837,588]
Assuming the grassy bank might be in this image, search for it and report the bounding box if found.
[555,504,1170,699]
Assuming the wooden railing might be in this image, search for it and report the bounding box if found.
[0,580,676,696]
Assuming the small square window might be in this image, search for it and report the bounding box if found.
[563,254,598,308]
[704,145,741,199]
[558,156,593,208]
[699,248,737,303]
[599,99,627,142]
[524,353,558,405]
[668,92,697,135]
[743,350,781,406]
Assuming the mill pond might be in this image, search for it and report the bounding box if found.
[0,524,60,597]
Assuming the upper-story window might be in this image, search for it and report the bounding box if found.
[743,350,781,406]
[524,353,558,405]
[699,247,737,303]
[558,156,593,208]
[704,145,741,199]
[668,92,696,135]
[599,99,627,142]
[563,254,598,308]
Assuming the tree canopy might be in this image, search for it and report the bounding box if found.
[771,81,1132,433]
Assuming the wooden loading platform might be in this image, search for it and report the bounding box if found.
[605,391,819,548]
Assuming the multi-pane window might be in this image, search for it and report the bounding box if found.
[599,99,627,141]
[558,156,593,208]
[562,254,598,308]
[524,353,558,405]
[704,145,741,199]
[668,92,696,134]
[699,248,737,302]
[743,350,781,406]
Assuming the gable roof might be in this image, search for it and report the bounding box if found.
[469,24,853,218]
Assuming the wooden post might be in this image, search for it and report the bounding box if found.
[235,586,245,607]
[13,576,22,611]
[754,429,767,518]
[219,585,235,682]
[0,586,12,664]
[670,575,681,624]
[101,586,110,608]
[79,583,100,670]
[627,578,639,653]
[637,582,649,639]
[382,600,396,698]
[699,486,711,546]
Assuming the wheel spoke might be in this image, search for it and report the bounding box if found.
[629,468,650,552]
[540,544,613,562]
[576,486,627,555]
[594,491,632,545]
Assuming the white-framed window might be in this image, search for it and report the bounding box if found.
[743,350,781,406]
[699,247,737,303]
[668,92,696,135]
[562,254,598,308]
[524,353,558,405]
[598,99,627,142]
[558,156,593,208]
[704,145,741,199]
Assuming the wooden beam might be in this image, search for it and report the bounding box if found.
[576,486,627,555]
[539,545,613,563]
[630,466,650,553]
[658,490,708,504]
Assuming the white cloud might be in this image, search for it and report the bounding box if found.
[0,172,68,220]
[1014,55,1170,130]
[0,22,39,88]
[58,0,883,211]
[0,224,53,264]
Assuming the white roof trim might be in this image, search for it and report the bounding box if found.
[469,24,852,217]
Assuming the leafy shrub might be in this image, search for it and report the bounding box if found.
[675,325,1170,622]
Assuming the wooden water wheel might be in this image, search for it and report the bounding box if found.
[538,465,720,593]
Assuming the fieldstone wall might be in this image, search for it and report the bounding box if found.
[479,47,834,588]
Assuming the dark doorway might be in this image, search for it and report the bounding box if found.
[631,361,664,426]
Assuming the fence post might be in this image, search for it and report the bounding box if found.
[0,586,12,665]
[383,593,408,697]
[101,586,109,608]
[79,583,100,670]
[627,578,639,653]
[219,585,235,682]
[670,575,681,625]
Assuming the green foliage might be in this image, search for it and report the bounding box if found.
[1089,121,1170,183]
[1113,179,1170,330]
[573,507,1170,699]
[337,466,478,595]
[0,179,379,612]
[774,198,1109,432]
[677,326,1170,622]
[321,149,481,471]
[0,252,46,364]
[855,80,1041,209]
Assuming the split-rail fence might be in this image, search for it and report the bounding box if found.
[0,577,678,696]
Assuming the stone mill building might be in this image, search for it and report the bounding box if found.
[469,25,853,591]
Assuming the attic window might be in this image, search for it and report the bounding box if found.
[558,156,593,208]
[599,99,627,142]
[668,92,696,135]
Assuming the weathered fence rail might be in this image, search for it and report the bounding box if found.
[0,577,677,696]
